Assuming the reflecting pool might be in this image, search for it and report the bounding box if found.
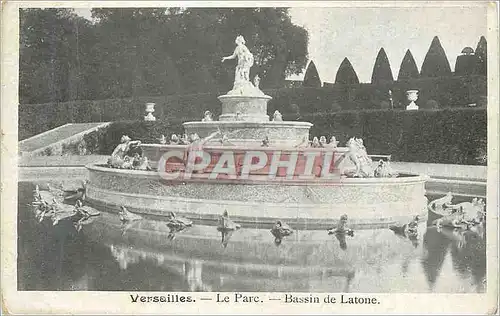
[18,182,486,293]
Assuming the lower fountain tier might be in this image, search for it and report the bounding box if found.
[85,164,429,228]
[182,121,313,147]
[141,144,348,171]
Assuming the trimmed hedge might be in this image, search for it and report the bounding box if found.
[82,108,486,166]
[319,75,487,111]
[305,108,486,165]
[82,120,185,155]
[19,94,219,140]
[19,75,487,141]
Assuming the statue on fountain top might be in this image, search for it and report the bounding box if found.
[222,35,265,96]
[107,135,142,169]
[329,136,339,148]
[157,134,167,145]
[311,137,321,148]
[180,134,191,145]
[374,160,398,178]
[342,137,374,178]
[202,110,213,122]
[253,74,261,89]
[272,110,283,122]
[111,135,141,159]
[319,136,327,148]
[170,134,180,145]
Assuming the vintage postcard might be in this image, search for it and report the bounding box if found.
[1,1,499,314]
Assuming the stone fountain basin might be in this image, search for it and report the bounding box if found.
[85,163,429,228]
[182,121,313,147]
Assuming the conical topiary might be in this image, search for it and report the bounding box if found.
[454,54,476,76]
[421,36,452,77]
[371,48,394,83]
[397,49,420,80]
[474,36,487,76]
[335,58,359,84]
[303,60,322,88]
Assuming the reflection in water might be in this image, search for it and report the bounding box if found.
[408,235,419,248]
[448,225,487,292]
[105,243,356,292]
[421,225,486,292]
[390,228,421,249]
[334,232,348,250]
[421,227,453,290]
[120,221,139,236]
[17,182,486,292]
[217,210,241,248]
[109,244,210,291]
[184,260,211,291]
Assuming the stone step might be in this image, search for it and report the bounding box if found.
[19,122,110,156]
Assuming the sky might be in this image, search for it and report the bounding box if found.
[74,5,488,83]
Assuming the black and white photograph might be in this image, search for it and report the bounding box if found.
[1,1,498,314]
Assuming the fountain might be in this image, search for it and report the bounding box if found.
[85,35,429,237]
[21,36,488,295]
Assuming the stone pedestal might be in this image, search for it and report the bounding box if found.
[180,84,312,146]
[218,94,272,122]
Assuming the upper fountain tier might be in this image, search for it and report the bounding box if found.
[218,35,272,122]
[182,35,312,146]
[218,81,272,122]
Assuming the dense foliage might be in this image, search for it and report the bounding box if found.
[335,58,360,85]
[79,108,486,166]
[371,48,394,83]
[397,50,420,80]
[302,61,322,88]
[475,36,487,76]
[19,8,309,104]
[19,75,487,140]
[306,108,487,165]
[454,55,476,76]
[82,120,185,154]
[19,9,94,104]
[420,36,452,77]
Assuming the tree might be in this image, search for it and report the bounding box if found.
[19,8,94,103]
[454,54,476,76]
[420,36,451,77]
[88,8,181,98]
[397,49,419,80]
[19,8,309,103]
[474,36,487,76]
[183,8,309,89]
[302,60,321,87]
[335,58,359,84]
[371,48,393,83]
[88,8,308,95]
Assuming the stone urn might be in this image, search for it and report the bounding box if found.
[406,90,419,110]
[144,102,156,121]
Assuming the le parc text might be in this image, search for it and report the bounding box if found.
[217,293,263,303]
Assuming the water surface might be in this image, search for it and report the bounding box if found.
[17,182,486,293]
